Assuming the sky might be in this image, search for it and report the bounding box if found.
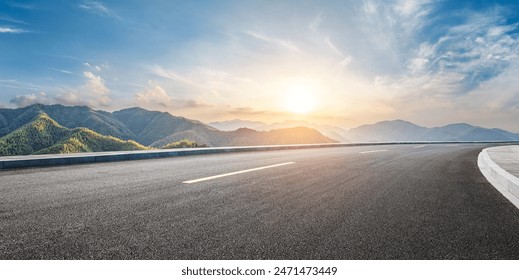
[1,0,519,131]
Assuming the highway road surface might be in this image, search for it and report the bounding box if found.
[1,144,519,259]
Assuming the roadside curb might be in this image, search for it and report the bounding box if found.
[478,147,519,209]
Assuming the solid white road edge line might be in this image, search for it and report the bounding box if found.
[183,162,295,184]
[359,150,388,154]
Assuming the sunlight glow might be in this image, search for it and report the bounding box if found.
[283,84,317,114]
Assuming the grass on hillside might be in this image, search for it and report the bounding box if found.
[161,140,206,149]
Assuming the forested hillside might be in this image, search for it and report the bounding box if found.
[0,113,147,156]
[0,104,135,140]
[0,113,70,156]
[112,107,217,145]
[36,129,148,155]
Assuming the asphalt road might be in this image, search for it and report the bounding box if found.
[1,144,519,259]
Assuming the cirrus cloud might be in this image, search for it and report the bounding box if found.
[0,26,26,33]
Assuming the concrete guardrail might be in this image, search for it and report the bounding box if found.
[1,140,519,170]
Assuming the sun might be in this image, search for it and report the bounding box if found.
[283,84,317,114]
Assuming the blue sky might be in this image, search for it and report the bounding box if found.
[1,0,519,131]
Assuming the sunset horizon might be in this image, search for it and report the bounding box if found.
[2,0,519,131]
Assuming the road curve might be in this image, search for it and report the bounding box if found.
[1,144,519,259]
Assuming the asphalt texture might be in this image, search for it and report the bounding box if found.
[1,144,519,259]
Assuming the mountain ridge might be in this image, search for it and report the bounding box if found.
[0,113,147,156]
[0,104,336,155]
[2,104,518,157]
[209,118,349,142]
[345,119,519,142]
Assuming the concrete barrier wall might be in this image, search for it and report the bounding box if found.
[478,148,519,209]
[1,140,519,171]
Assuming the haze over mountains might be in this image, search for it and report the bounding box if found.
[210,119,349,142]
[210,118,519,143]
[1,104,518,156]
[347,120,519,142]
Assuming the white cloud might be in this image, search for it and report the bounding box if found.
[53,92,85,106]
[135,83,171,107]
[357,0,433,67]
[363,0,378,15]
[0,26,26,33]
[151,65,258,99]
[134,82,207,110]
[9,92,51,107]
[244,31,303,53]
[3,71,114,109]
[487,25,514,37]
[394,0,431,17]
[401,11,519,91]
[151,66,193,85]
[79,1,120,19]
[324,36,347,59]
[49,68,78,76]
[407,57,428,73]
[0,15,27,25]
[83,71,111,106]
[83,62,103,71]
[84,71,108,94]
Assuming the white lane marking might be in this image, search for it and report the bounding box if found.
[359,149,387,154]
[183,162,295,184]
[413,145,427,148]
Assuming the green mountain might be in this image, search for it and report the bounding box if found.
[0,104,218,145]
[0,104,337,156]
[36,128,147,154]
[0,113,147,156]
[112,107,218,145]
[0,113,70,156]
[0,104,135,140]
[152,126,336,147]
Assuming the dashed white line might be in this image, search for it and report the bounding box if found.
[183,162,295,184]
[359,150,388,154]
[413,145,427,148]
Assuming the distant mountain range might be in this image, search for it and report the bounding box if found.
[210,119,349,142]
[2,104,518,156]
[212,118,519,142]
[346,119,519,142]
[209,119,267,131]
[0,104,335,156]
